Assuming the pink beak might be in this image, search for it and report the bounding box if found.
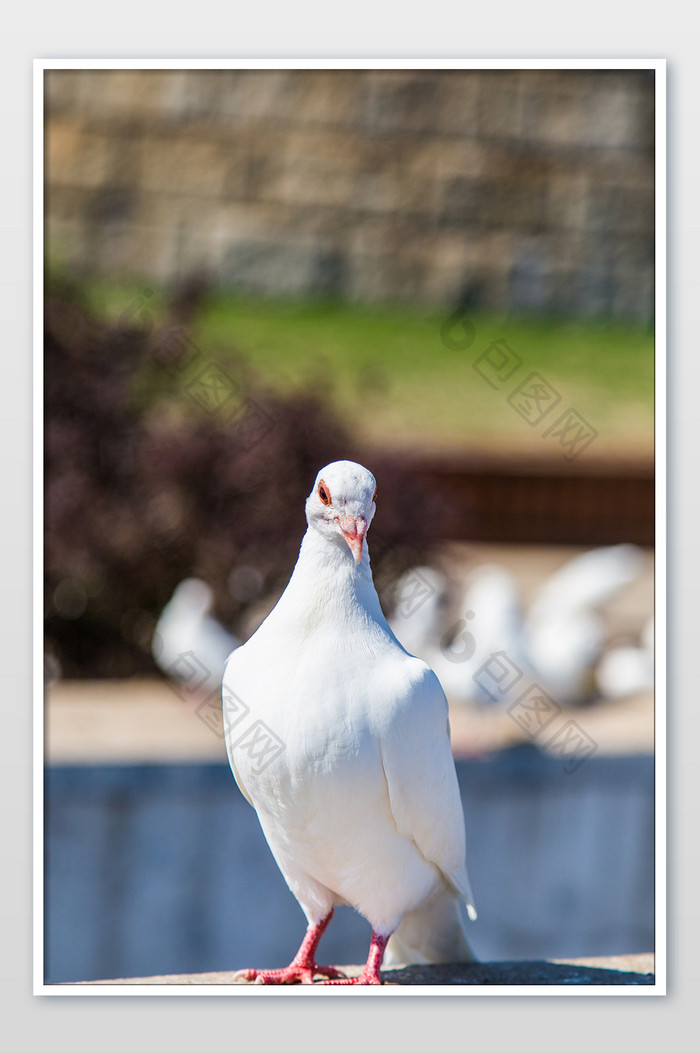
[339,515,367,564]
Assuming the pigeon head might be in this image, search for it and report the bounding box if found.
[305,460,377,564]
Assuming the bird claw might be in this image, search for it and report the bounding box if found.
[232,968,258,982]
[236,963,347,985]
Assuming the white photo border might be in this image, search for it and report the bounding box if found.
[33,56,666,997]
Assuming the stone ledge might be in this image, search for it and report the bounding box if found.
[67,954,654,986]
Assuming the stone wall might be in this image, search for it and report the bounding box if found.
[45,69,655,320]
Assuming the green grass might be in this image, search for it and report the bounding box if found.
[83,280,655,458]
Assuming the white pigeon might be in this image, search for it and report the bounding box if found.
[523,544,645,706]
[153,578,239,695]
[223,461,477,985]
[596,645,654,698]
[390,563,530,707]
[596,615,655,699]
[528,544,644,622]
[438,564,531,706]
[526,606,606,706]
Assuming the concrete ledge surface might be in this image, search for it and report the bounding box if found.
[69,954,654,986]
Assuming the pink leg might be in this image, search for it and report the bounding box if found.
[235,909,345,985]
[320,930,390,986]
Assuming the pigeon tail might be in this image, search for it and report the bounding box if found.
[384,884,476,966]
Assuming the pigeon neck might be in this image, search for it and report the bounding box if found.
[279,526,380,621]
[296,525,373,582]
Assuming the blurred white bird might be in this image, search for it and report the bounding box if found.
[523,544,645,706]
[528,544,644,621]
[526,606,606,706]
[388,565,447,659]
[596,646,654,699]
[44,651,62,687]
[224,461,476,985]
[153,578,238,694]
[389,545,648,711]
[596,615,655,699]
[389,563,531,707]
[434,564,532,706]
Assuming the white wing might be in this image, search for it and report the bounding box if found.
[378,661,477,919]
[222,651,254,807]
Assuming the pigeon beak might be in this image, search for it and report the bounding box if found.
[339,515,367,564]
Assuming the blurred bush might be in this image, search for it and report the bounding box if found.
[45,273,448,678]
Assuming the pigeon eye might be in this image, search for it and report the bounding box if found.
[372,486,377,502]
[318,482,331,506]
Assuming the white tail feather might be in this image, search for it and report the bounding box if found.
[384,884,476,966]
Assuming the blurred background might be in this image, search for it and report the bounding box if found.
[43,68,655,983]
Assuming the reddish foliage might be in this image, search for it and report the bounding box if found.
[45,278,448,677]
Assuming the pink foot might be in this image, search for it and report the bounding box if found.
[234,910,345,985]
[236,963,345,985]
[320,930,389,986]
